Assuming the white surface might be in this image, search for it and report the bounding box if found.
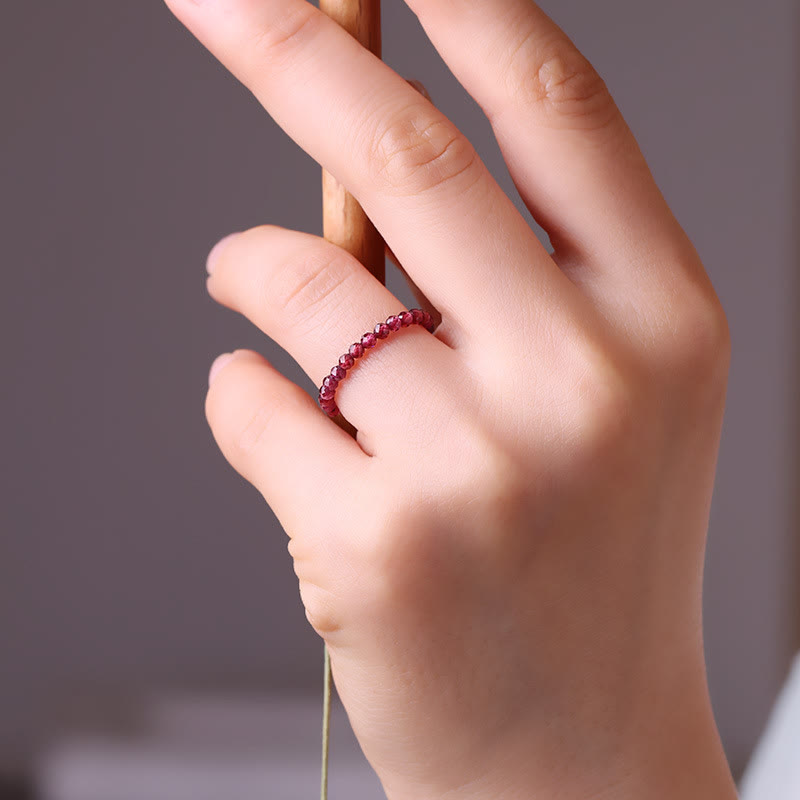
[35,694,385,800]
[739,652,800,799]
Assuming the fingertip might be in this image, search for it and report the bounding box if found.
[208,349,267,387]
[207,231,242,275]
[209,352,235,386]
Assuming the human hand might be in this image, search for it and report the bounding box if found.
[165,0,738,797]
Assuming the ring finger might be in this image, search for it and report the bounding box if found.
[206,225,457,440]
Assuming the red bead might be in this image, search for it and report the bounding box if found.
[374,322,390,339]
[319,307,442,419]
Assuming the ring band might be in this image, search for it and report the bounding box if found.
[318,308,435,417]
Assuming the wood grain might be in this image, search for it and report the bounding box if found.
[319,0,385,286]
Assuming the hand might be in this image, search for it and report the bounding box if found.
[165,0,738,797]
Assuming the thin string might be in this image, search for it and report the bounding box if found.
[321,643,332,800]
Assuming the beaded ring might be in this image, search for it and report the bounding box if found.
[317,308,435,417]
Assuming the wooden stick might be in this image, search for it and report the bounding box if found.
[319,0,385,287]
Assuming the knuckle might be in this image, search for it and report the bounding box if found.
[459,431,530,527]
[360,416,528,591]
[352,480,432,584]
[566,338,643,463]
[504,33,618,130]
[341,417,541,620]
[656,287,732,395]
[300,584,343,638]
[358,497,462,623]
[268,245,355,329]
[289,538,346,639]
[357,494,425,585]
[369,104,480,196]
[248,5,323,72]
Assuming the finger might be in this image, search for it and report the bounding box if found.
[404,0,691,279]
[206,225,456,437]
[164,0,574,344]
[205,348,367,535]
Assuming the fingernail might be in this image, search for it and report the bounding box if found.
[206,232,240,275]
[406,78,432,103]
[209,352,236,386]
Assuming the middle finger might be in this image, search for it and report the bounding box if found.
[164,0,575,344]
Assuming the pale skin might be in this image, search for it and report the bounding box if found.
[164,0,739,797]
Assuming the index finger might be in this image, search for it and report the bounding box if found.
[164,0,575,344]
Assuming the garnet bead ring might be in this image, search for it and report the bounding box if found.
[317,308,435,418]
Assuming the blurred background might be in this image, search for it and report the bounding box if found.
[1,0,797,797]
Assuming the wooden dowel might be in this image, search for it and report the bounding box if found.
[319,0,385,287]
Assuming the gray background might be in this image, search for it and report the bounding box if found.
[1,0,797,785]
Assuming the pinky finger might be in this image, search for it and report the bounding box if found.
[205,349,369,537]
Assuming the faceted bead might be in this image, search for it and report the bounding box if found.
[331,365,346,381]
[399,311,414,327]
[327,403,339,417]
[322,375,339,391]
[422,311,433,330]
[349,342,364,359]
[411,308,424,325]
[319,386,335,400]
[374,322,390,339]
[339,353,355,370]
[361,332,377,348]
[386,315,402,332]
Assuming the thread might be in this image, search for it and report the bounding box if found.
[320,644,332,800]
